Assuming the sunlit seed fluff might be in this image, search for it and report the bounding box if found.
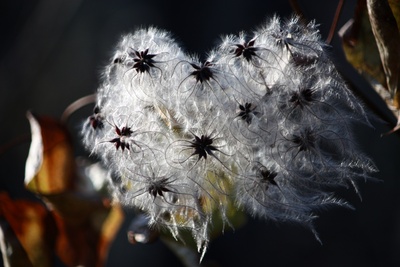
[82,16,376,259]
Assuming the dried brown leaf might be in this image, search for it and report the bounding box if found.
[0,192,56,267]
[23,112,125,267]
[389,0,400,32]
[367,0,400,108]
[49,195,124,267]
[339,0,387,88]
[340,0,400,134]
[0,219,34,267]
[25,111,76,194]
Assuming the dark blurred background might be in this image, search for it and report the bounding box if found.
[1,0,400,266]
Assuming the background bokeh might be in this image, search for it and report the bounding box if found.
[1,0,400,266]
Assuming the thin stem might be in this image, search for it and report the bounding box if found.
[61,94,97,124]
[326,0,345,44]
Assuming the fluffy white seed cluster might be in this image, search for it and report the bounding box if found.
[82,16,376,257]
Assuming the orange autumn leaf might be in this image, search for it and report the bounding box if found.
[0,219,34,267]
[25,111,75,194]
[48,194,124,267]
[0,192,56,267]
[23,112,125,267]
[97,201,125,266]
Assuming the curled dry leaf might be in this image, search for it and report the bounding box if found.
[340,0,400,133]
[25,111,75,194]
[46,193,124,267]
[21,112,125,267]
[389,0,400,30]
[368,0,400,134]
[0,192,56,267]
[339,0,386,90]
[0,219,34,267]
[367,0,400,108]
